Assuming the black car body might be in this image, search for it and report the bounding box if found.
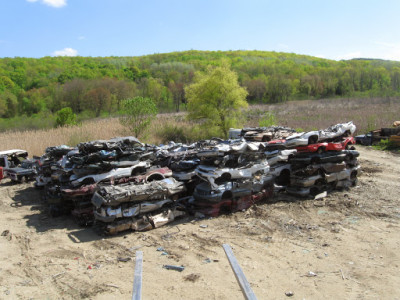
[5,160,37,183]
[290,151,347,167]
[355,133,373,146]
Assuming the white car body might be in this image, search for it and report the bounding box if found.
[290,174,323,187]
[95,199,173,221]
[318,121,356,141]
[325,165,360,183]
[195,160,270,189]
[70,161,150,187]
[173,170,197,181]
[266,149,297,165]
[269,163,291,177]
[284,131,319,148]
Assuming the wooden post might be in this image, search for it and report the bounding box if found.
[222,244,257,300]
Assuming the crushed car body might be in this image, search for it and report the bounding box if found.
[18,121,360,234]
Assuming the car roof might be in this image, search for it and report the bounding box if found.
[0,149,28,157]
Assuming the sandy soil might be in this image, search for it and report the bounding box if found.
[0,146,399,300]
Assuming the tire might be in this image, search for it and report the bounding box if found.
[310,187,320,196]
[146,173,164,182]
[308,136,318,145]
[276,169,290,186]
[81,178,95,185]
[131,167,146,176]
[220,173,231,181]
[221,191,233,200]
[262,136,270,142]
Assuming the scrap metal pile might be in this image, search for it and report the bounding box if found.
[31,121,360,234]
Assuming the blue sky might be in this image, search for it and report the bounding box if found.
[1,0,400,61]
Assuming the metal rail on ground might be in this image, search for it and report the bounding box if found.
[222,244,258,300]
[132,251,143,300]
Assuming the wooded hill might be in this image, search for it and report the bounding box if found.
[1,50,400,120]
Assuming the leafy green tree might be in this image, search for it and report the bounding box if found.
[243,77,267,102]
[266,75,293,102]
[0,75,15,91]
[55,107,77,127]
[119,97,158,138]
[185,64,248,138]
[0,91,18,118]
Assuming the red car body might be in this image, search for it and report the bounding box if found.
[296,137,355,153]
[191,187,273,217]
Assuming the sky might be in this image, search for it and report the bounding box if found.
[1,0,400,61]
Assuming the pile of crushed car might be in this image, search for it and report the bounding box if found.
[355,121,400,146]
[0,121,360,235]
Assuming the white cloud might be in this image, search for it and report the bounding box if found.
[27,0,67,8]
[334,42,400,62]
[43,0,66,7]
[52,47,78,57]
[336,51,362,61]
[373,41,400,61]
[78,36,86,40]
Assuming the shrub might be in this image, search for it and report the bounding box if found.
[55,107,77,127]
[259,112,276,127]
[119,97,158,138]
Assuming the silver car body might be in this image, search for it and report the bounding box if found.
[195,160,270,189]
[70,161,150,187]
[284,131,319,148]
[318,121,356,141]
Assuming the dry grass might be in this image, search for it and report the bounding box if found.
[0,119,125,156]
[249,97,400,133]
[1,97,398,156]
[0,114,191,156]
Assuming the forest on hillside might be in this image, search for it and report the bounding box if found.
[1,50,400,130]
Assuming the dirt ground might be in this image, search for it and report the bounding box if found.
[0,146,399,300]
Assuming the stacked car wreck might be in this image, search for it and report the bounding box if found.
[29,121,360,234]
[286,122,360,196]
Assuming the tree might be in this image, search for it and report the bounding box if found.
[168,81,185,112]
[62,79,87,113]
[84,87,111,117]
[266,75,293,102]
[243,77,267,102]
[0,91,18,118]
[119,97,158,138]
[55,107,77,127]
[185,65,248,138]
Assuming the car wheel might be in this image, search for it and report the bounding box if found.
[220,173,231,182]
[308,136,318,145]
[221,191,233,200]
[276,169,290,186]
[82,178,95,185]
[131,167,146,176]
[262,136,270,142]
